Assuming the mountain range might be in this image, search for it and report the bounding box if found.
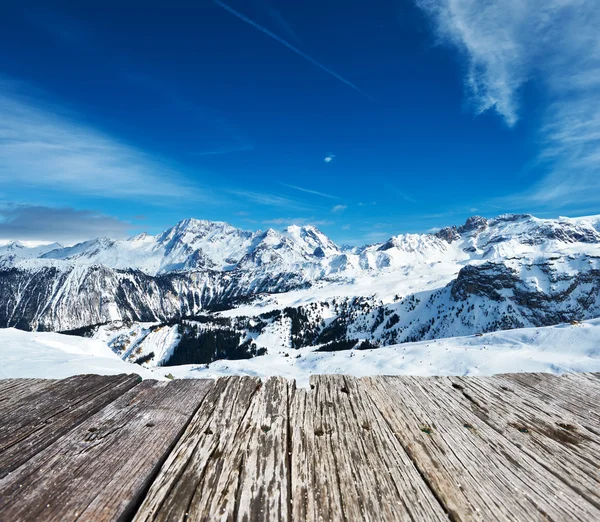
[1,212,599,368]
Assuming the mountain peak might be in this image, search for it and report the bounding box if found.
[172,218,232,232]
[458,215,488,234]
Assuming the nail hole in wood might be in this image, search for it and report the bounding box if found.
[452,383,464,390]
[420,426,433,435]
[261,425,271,433]
[361,421,371,431]
[145,421,155,428]
[314,427,325,437]
[310,384,315,390]
[204,428,213,435]
[340,386,349,394]
[88,427,97,433]
[463,423,474,430]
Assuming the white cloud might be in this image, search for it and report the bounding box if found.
[331,204,347,213]
[0,204,130,243]
[324,154,335,163]
[417,0,600,207]
[0,85,201,201]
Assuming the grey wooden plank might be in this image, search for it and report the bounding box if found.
[290,375,449,522]
[498,372,600,427]
[0,379,213,522]
[443,375,600,510]
[234,376,291,521]
[561,372,600,391]
[0,379,57,411]
[133,376,262,522]
[361,375,600,521]
[0,373,141,478]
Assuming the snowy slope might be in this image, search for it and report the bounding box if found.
[150,319,600,388]
[0,328,159,380]
[2,319,599,386]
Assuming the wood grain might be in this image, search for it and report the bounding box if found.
[290,375,449,522]
[0,378,213,522]
[0,373,141,478]
[442,375,600,510]
[133,376,262,522]
[1,373,600,521]
[0,378,56,412]
[360,375,600,521]
[498,372,600,426]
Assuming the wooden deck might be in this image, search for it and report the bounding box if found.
[1,373,600,521]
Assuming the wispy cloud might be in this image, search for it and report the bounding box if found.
[281,183,339,200]
[324,154,335,163]
[417,0,600,207]
[384,185,417,204]
[331,204,347,213]
[262,217,334,227]
[230,190,313,210]
[211,0,374,100]
[362,231,391,244]
[0,84,201,201]
[260,2,302,45]
[0,204,130,243]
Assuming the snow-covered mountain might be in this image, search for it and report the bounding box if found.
[0,241,62,262]
[38,219,341,274]
[1,213,600,356]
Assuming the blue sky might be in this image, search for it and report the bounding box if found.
[0,0,598,244]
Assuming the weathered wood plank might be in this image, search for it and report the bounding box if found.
[498,372,600,427]
[443,375,600,510]
[561,371,600,391]
[0,379,213,522]
[290,375,448,522]
[0,373,140,478]
[235,376,291,521]
[133,376,262,522]
[0,378,56,411]
[361,375,600,521]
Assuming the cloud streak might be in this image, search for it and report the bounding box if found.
[0,204,131,243]
[417,0,600,208]
[0,83,201,201]
[230,190,314,210]
[281,183,339,200]
[211,0,374,101]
